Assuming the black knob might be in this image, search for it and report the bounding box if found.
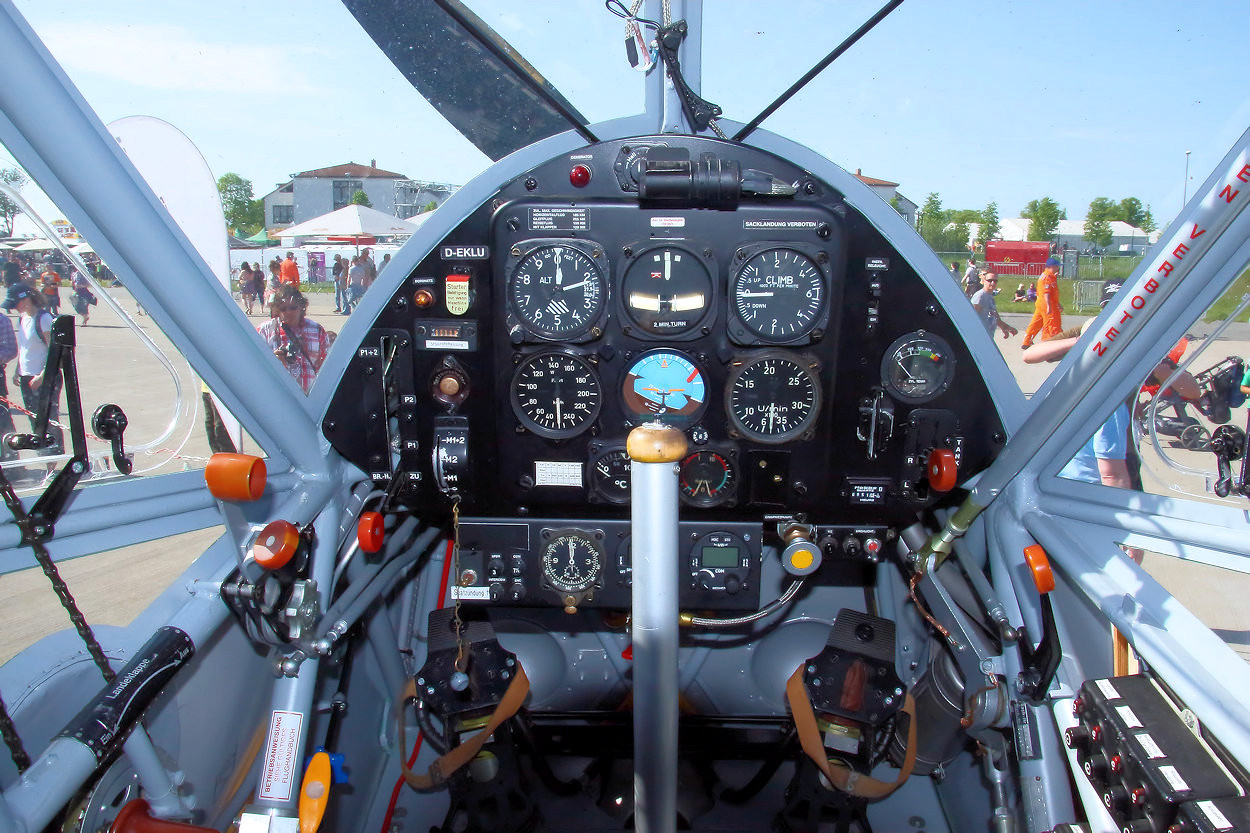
[508,582,526,602]
[725,574,742,595]
[489,583,503,601]
[1065,726,1090,749]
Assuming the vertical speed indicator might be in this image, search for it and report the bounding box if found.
[731,247,827,343]
[725,351,822,444]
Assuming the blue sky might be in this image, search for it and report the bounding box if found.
[6,1,1247,233]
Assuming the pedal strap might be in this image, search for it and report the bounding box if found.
[785,666,917,799]
[398,664,530,790]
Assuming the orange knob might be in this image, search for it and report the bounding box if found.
[357,511,385,553]
[253,520,301,571]
[299,751,332,833]
[205,453,266,501]
[926,448,958,493]
[1022,544,1055,594]
[110,799,216,832]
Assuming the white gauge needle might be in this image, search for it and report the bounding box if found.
[555,397,564,425]
[562,279,588,291]
[739,291,774,298]
[555,252,563,286]
[664,250,671,281]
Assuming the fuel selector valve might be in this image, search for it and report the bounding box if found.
[857,389,894,460]
[779,522,821,577]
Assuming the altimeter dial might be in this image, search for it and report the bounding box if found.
[508,243,606,340]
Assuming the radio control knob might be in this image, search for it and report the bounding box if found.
[725,574,742,595]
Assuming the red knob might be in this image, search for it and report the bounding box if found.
[357,511,385,553]
[926,448,957,492]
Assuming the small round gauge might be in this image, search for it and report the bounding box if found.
[679,450,738,507]
[510,351,603,439]
[589,447,631,505]
[621,246,712,336]
[508,243,606,340]
[725,351,821,444]
[541,529,603,594]
[881,331,956,403]
[621,350,707,425]
[732,247,827,342]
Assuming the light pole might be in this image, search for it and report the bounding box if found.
[1183,150,1192,207]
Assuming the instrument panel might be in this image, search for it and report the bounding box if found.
[324,135,1007,611]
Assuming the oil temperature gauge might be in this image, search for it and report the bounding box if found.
[881,331,956,403]
[589,446,631,505]
[679,449,738,507]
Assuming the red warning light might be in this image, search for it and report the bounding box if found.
[570,164,592,187]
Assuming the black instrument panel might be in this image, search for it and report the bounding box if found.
[324,135,1006,608]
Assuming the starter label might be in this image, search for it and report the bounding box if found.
[259,710,304,801]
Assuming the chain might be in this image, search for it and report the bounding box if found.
[0,692,29,772]
[0,468,115,684]
[451,496,467,672]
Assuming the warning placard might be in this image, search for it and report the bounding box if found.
[258,710,304,801]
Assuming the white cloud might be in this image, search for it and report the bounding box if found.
[37,22,327,95]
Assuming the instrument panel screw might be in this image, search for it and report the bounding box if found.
[817,223,831,239]
[506,217,520,232]
[804,181,817,195]
[622,247,633,258]
[703,248,713,259]
[524,177,538,191]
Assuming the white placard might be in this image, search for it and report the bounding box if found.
[535,461,582,487]
[258,710,304,801]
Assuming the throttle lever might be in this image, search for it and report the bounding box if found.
[1208,425,1245,498]
[92,403,132,475]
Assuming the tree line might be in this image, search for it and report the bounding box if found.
[914,193,1156,253]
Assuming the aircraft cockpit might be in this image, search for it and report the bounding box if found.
[0,3,1249,833]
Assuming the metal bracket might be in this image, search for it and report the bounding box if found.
[654,20,721,132]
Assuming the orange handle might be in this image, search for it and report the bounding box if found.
[205,453,266,501]
[1022,544,1055,594]
[357,511,385,553]
[253,520,301,571]
[299,751,332,833]
[926,448,958,493]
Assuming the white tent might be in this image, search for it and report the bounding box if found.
[15,238,57,252]
[276,204,423,241]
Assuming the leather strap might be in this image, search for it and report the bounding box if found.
[398,665,530,790]
[785,666,917,799]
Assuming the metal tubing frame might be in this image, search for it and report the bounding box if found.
[630,457,681,833]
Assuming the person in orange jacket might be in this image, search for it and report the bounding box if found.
[1021,256,1062,348]
[279,251,301,288]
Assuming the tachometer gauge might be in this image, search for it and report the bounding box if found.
[541,529,603,595]
[881,332,956,403]
[679,449,738,507]
[510,351,602,439]
[621,349,707,425]
[725,351,821,444]
[731,247,827,343]
[507,243,606,340]
[621,245,712,336]
[589,446,631,505]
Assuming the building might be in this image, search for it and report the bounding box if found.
[394,180,459,221]
[964,218,1158,255]
[852,169,918,226]
[262,161,410,230]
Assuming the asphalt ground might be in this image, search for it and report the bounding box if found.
[0,292,1246,664]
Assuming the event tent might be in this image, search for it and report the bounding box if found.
[276,204,423,242]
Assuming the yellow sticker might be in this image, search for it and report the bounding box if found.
[445,274,470,315]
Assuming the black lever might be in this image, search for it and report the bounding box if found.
[3,316,132,541]
[654,20,722,132]
[1209,425,1245,498]
[92,404,132,475]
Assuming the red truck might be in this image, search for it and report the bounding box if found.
[983,240,1051,276]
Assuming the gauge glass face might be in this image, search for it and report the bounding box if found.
[508,244,605,339]
[679,450,737,507]
[541,531,602,594]
[621,246,711,335]
[732,248,826,341]
[590,447,631,504]
[621,350,707,424]
[726,353,821,444]
[881,333,956,403]
[510,352,602,439]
